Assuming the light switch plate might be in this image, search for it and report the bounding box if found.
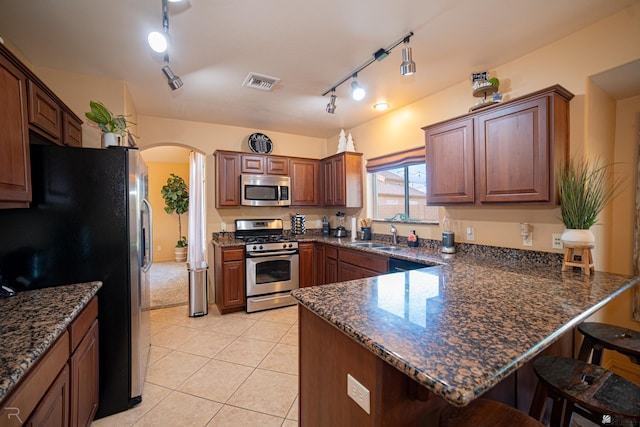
[347,374,370,414]
[466,226,475,241]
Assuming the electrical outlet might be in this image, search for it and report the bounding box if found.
[552,233,563,249]
[347,374,370,414]
[316,219,322,227]
[157,245,162,252]
[466,226,475,241]
[221,221,226,231]
[523,234,533,247]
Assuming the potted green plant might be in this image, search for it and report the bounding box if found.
[558,157,624,245]
[161,173,189,262]
[85,100,135,147]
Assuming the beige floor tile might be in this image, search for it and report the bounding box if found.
[147,345,172,366]
[279,324,299,346]
[227,369,298,418]
[132,390,221,427]
[205,405,283,427]
[281,420,298,427]
[286,395,299,421]
[241,320,292,342]
[145,350,209,389]
[258,343,298,375]
[150,324,202,349]
[178,330,236,358]
[91,382,171,426]
[209,316,257,336]
[260,306,298,324]
[227,310,267,321]
[214,337,276,367]
[177,359,254,403]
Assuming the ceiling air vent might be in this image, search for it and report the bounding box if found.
[242,72,281,91]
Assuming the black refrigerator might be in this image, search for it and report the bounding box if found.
[0,144,152,419]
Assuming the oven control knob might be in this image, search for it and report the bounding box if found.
[282,244,287,249]
[288,243,293,248]
[259,245,263,250]
[251,245,257,251]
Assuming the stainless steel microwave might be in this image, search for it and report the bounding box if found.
[241,174,290,206]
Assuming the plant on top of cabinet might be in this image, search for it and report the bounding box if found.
[85,100,136,147]
[161,173,189,261]
[558,157,625,245]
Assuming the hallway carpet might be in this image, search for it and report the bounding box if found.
[149,261,189,309]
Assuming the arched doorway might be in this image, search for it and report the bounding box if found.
[140,144,202,309]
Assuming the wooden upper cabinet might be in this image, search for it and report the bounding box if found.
[476,96,550,203]
[425,118,475,204]
[290,158,319,206]
[266,156,289,175]
[63,112,83,148]
[28,80,63,143]
[423,85,572,205]
[322,152,363,208]
[215,151,241,207]
[0,50,31,208]
[241,154,264,174]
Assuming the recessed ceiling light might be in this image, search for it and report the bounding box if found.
[373,102,389,111]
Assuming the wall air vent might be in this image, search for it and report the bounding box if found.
[242,72,281,91]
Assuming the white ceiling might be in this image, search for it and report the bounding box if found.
[0,0,638,138]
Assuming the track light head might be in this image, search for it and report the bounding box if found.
[351,78,365,101]
[326,94,337,114]
[400,44,416,76]
[148,31,169,53]
[162,65,183,90]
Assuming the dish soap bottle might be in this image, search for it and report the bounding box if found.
[407,230,419,247]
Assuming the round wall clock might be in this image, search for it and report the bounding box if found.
[248,133,273,154]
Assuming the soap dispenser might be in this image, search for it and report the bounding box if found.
[408,230,419,247]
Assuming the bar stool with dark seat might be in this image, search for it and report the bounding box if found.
[529,356,640,427]
[440,398,544,427]
[577,322,640,365]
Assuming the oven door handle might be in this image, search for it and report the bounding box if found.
[247,250,298,257]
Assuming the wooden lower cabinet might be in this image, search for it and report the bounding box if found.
[25,364,70,427]
[298,242,314,288]
[0,297,99,427]
[313,244,324,286]
[214,246,246,313]
[337,247,388,281]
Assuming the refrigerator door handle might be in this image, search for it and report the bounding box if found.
[141,198,153,272]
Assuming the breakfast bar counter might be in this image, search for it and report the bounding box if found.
[291,258,638,425]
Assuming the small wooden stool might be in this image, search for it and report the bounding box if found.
[578,322,640,365]
[440,398,544,427]
[561,244,594,275]
[529,356,640,427]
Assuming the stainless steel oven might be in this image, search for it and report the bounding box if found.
[235,219,299,312]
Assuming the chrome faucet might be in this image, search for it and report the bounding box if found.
[390,224,398,245]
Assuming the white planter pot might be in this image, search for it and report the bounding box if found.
[175,246,187,262]
[560,229,595,246]
[102,132,120,148]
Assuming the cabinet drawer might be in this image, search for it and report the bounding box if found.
[69,297,98,353]
[63,112,83,147]
[339,249,388,273]
[324,246,338,260]
[28,81,62,142]
[222,248,245,261]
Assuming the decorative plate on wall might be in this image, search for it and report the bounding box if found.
[248,133,273,154]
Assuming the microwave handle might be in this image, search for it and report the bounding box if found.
[278,185,282,201]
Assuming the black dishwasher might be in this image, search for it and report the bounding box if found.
[388,258,429,273]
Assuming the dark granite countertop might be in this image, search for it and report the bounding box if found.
[0,282,102,402]
[291,259,638,407]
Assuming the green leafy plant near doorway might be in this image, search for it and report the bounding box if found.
[161,174,189,261]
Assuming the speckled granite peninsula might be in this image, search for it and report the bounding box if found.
[291,252,638,423]
[0,282,102,402]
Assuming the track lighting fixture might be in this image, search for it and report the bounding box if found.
[326,90,337,114]
[321,31,414,111]
[162,65,183,90]
[149,0,185,90]
[400,37,416,76]
[351,75,365,101]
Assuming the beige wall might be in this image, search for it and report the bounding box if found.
[339,4,640,259]
[147,161,191,262]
